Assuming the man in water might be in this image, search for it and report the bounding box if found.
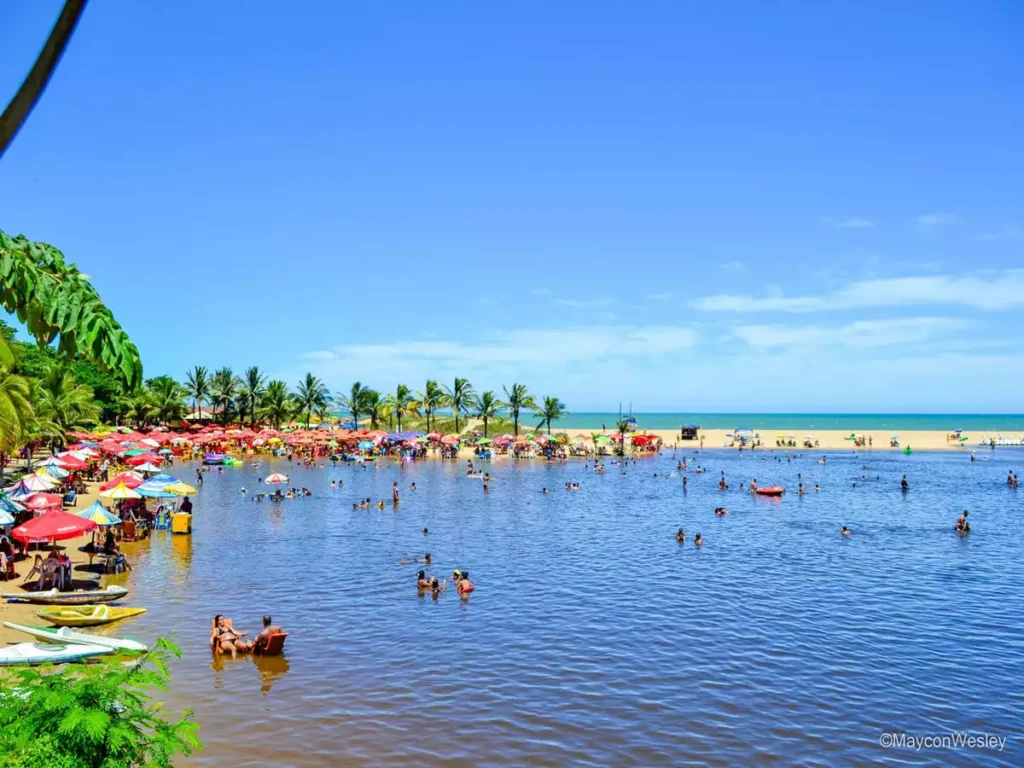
[693,533,703,547]
[253,614,283,652]
[901,475,909,493]
[841,526,852,536]
[180,496,193,514]
[393,481,400,503]
[455,570,474,595]
[955,510,969,533]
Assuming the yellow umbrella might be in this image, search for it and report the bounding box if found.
[163,482,197,495]
[99,482,142,500]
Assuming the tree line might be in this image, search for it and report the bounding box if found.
[174,369,568,437]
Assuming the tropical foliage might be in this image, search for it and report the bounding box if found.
[534,395,568,434]
[0,230,143,388]
[473,391,504,437]
[443,377,476,433]
[0,638,201,768]
[503,382,536,436]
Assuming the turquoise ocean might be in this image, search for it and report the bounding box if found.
[546,413,1024,431]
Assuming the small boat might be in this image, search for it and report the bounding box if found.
[0,585,129,606]
[202,453,227,465]
[37,605,147,627]
[0,642,112,666]
[3,622,147,652]
[755,487,785,496]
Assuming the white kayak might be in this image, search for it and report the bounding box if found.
[0,642,111,666]
[3,621,147,652]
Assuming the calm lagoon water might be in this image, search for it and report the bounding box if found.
[115,450,1023,766]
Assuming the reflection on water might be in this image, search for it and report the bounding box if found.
[112,452,1024,766]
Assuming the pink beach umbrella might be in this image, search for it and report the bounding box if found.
[264,473,290,485]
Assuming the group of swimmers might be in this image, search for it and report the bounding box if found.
[1008,471,1019,489]
[413,566,474,596]
[675,528,703,546]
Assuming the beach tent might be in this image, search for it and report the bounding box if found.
[11,509,96,544]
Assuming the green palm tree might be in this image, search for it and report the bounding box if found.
[336,382,368,428]
[0,368,33,485]
[381,384,414,432]
[416,379,443,433]
[147,376,187,425]
[361,390,384,430]
[534,395,568,434]
[34,364,101,443]
[503,383,537,436]
[442,377,475,434]
[184,366,210,420]
[237,366,266,428]
[209,367,238,425]
[473,391,504,438]
[616,418,631,457]
[260,380,292,430]
[293,373,328,429]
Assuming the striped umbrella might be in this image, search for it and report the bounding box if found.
[74,501,123,526]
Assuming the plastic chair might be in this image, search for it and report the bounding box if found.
[255,632,288,656]
[122,520,137,542]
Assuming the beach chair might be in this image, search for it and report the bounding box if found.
[38,559,62,591]
[63,489,77,506]
[122,520,137,542]
[255,632,289,656]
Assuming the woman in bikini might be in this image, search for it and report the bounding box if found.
[210,615,254,658]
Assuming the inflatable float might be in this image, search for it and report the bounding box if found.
[755,487,785,496]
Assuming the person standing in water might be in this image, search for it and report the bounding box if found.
[901,475,909,493]
[392,481,400,503]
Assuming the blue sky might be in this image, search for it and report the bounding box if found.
[2,1,1022,412]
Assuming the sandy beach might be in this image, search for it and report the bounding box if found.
[0,476,124,646]
[626,429,985,453]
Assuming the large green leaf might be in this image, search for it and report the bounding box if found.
[0,229,142,388]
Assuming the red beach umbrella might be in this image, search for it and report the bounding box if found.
[99,473,144,491]
[12,509,96,544]
[125,453,163,466]
[22,493,64,511]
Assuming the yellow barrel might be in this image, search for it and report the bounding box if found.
[171,512,192,535]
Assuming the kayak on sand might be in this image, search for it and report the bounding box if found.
[3,621,147,652]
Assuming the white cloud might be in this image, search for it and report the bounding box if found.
[734,317,970,349]
[822,216,875,229]
[916,212,959,227]
[691,269,1024,312]
[647,292,674,302]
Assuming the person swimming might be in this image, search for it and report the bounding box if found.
[714,507,727,516]
[417,570,431,589]
[693,533,703,547]
[422,527,428,535]
[676,527,685,542]
[955,510,970,534]
[841,526,852,536]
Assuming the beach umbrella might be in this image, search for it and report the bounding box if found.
[264,473,289,485]
[328,440,338,448]
[99,475,144,492]
[159,448,173,454]
[146,473,179,487]
[54,453,89,469]
[136,461,163,474]
[0,509,14,526]
[126,453,162,467]
[11,509,96,544]
[23,493,65,511]
[0,490,26,513]
[100,482,142,500]
[891,434,900,439]
[162,482,197,495]
[20,473,56,492]
[138,482,179,498]
[37,464,70,480]
[476,438,492,445]
[140,438,161,448]
[123,448,146,456]
[74,501,123,526]
[5,481,35,500]
[357,440,374,450]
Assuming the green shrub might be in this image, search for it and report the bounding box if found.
[0,638,200,768]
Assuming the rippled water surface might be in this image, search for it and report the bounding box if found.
[115,450,1024,766]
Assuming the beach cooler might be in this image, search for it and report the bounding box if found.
[171,512,193,535]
